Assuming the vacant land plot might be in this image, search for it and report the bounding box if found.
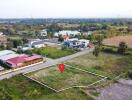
[30,47,75,59]
[0,75,93,100]
[66,53,132,78]
[28,65,102,91]
[103,35,132,48]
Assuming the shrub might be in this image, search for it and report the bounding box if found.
[117,41,128,54]
[126,70,132,79]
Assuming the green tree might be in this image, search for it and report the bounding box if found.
[12,39,22,48]
[117,41,127,54]
[58,35,64,42]
[93,46,100,57]
[96,34,104,47]
[0,42,6,50]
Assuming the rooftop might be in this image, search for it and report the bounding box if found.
[6,55,42,67]
[0,50,15,57]
[0,53,19,61]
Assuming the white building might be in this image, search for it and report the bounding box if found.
[39,29,47,37]
[54,30,81,37]
[79,39,90,47]
[0,50,15,57]
[28,39,45,48]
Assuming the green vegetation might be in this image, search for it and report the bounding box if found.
[0,75,93,100]
[93,46,100,57]
[28,46,75,59]
[102,45,132,55]
[28,65,101,90]
[67,53,132,79]
[117,41,128,54]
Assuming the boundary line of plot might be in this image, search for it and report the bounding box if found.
[23,64,108,92]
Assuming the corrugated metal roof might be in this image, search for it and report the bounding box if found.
[0,53,20,61]
[6,55,28,65]
[0,50,15,57]
[6,55,42,66]
[25,55,42,61]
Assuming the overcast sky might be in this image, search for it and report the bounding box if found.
[0,0,132,18]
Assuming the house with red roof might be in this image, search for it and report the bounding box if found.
[6,55,43,68]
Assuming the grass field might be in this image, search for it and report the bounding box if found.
[103,35,132,49]
[27,65,102,91]
[0,53,131,99]
[66,53,132,79]
[0,75,93,100]
[30,46,75,59]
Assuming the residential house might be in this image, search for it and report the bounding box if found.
[39,29,47,37]
[63,38,90,48]
[54,30,81,40]
[28,39,45,48]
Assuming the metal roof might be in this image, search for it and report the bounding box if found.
[0,53,19,61]
[0,50,15,57]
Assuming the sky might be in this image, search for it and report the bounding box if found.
[0,0,132,18]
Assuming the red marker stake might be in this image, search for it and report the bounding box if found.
[58,64,65,73]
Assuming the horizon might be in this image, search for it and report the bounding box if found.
[0,17,132,19]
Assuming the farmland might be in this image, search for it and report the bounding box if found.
[103,35,132,49]
[66,53,132,79]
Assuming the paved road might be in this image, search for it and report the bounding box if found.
[98,83,132,100]
[0,48,94,80]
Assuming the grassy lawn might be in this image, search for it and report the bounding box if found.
[66,53,132,79]
[28,65,101,90]
[28,46,76,59]
[0,75,93,100]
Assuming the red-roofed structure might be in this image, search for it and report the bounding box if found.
[6,55,43,68]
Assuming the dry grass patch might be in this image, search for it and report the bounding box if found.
[103,35,132,48]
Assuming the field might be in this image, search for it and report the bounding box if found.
[27,64,102,91]
[66,53,132,79]
[0,53,131,99]
[30,46,75,59]
[0,75,93,100]
[103,35,132,48]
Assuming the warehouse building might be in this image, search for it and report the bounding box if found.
[0,50,44,69]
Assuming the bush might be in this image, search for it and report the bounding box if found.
[103,48,114,53]
[126,70,132,79]
[93,66,102,70]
